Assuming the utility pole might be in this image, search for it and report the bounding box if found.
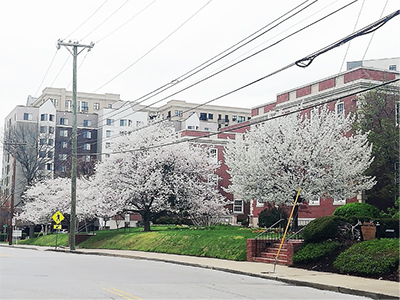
[57,40,94,250]
[4,142,26,245]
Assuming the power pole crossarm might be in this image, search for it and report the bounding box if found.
[57,39,94,250]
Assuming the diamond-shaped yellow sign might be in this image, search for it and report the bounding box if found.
[52,211,64,224]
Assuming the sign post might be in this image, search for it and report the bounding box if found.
[52,211,64,249]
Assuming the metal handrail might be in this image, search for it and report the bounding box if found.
[285,225,306,240]
[254,218,285,239]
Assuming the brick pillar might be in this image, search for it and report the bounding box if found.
[247,239,257,261]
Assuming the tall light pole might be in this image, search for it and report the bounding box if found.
[57,40,94,250]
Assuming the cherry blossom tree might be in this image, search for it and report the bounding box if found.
[92,121,225,231]
[224,106,375,206]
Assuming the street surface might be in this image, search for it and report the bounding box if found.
[0,247,369,299]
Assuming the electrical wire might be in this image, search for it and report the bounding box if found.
[34,50,59,97]
[362,0,390,61]
[91,0,213,96]
[95,0,352,130]
[64,0,109,40]
[79,0,130,42]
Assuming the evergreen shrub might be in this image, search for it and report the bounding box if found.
[258,206,287,228]
[333,202,381,218]
[333,238,399,276]
[302,216,345,242]
[292,241,340,264]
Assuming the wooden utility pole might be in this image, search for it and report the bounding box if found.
[57,40,94,250]
[4,142,26,245]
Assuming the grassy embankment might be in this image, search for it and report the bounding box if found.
[18,225,263,261]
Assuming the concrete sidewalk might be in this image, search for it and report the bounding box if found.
[3,244,399,299]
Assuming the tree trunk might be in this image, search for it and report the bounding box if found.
[142,210,151,232]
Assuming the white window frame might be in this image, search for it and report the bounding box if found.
[256,199,264,207]
[83,143,91,150]
[308,197,321,206]
[233,200,244,214]
[83,131,92,139]
[335,102,344,115]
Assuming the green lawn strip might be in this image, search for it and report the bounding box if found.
[19,226,260,261]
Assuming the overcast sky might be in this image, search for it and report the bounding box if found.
[1,0,399,129]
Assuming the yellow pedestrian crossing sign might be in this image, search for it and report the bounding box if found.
[54,225,61,230]
[52,211,64,224]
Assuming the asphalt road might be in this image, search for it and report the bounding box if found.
[0,247,369,299]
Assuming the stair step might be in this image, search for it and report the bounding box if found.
[260,252,288,259]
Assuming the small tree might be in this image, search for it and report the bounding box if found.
[224,106,375,207]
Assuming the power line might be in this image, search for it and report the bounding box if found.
[34,50,59,97]
[95,0,350,129]
[64,0,109,40]
[79,0,130,42]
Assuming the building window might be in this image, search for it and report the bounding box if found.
[59,154,67,161]
[81,101,88,111]
[333,190,346,205]
[60,130,68,137]
[39,138,46,145]
[200,113,207,121]
[49,126,54,134]
[389,65,397,71]
[106,119,114,126]
[46,163,53,171]
[83,143,91,150]
[204,127,211,131]
[58,166,66,172]
[83,155,91,162]
[238,116,246,123]
[308,197,320,206]
[62,141,68,149]
[40,126,47,133]
[83,120,92,127]
[93,102,100,110]
[232,115,237,122]
[336,102,344,115]
[24,113,33,121]
[255,199,264,207]
[106,130,113,137]
[40,114,48,121]
[49,114,54,122]
[120,119,127,126]
[60,118,69,125]
[65,100,72,110]
[188,126,195,129]
[50,98,58,107]
[225,115,229,122]
[175,110,183,117]
[107,104,112,108]
[233,200,244,213]
[105,142,111,149]
[136,121,144,128]
[209,148,217,161]
[83,131,92,139]
[208,113,213,120]
[48,139,54,146]
[39,151,46,158]
[128,120,132,127]
[47,151,53,158]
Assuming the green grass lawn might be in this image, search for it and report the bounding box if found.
[18,225,262,261]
